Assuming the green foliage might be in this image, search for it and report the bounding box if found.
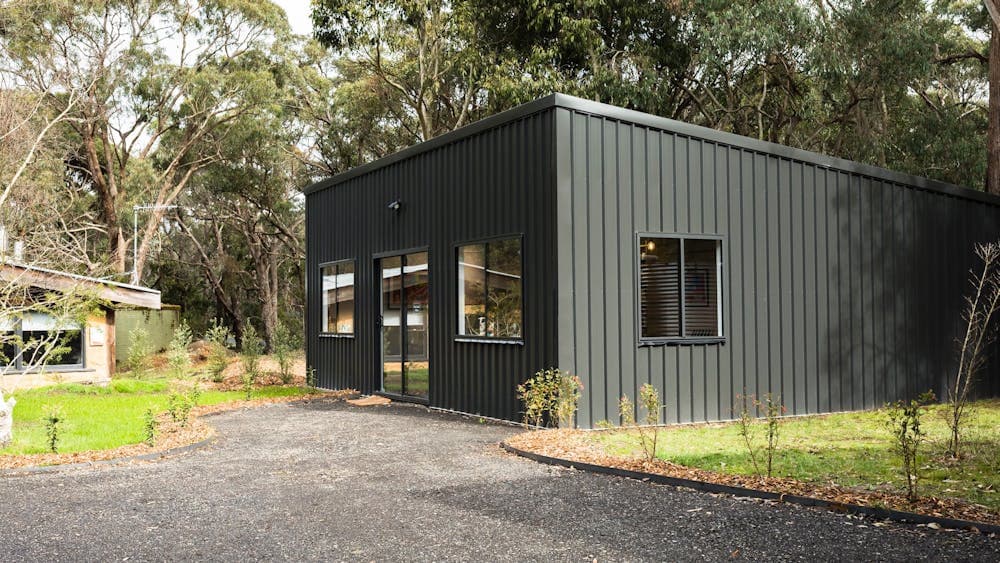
[167,320,193,378]
[593,398,1000,511]
[142,408,158,447]
[618,383,664,462]
[43,405,62,453]
[126,327,153,376]
[885,390,936,502]
[734,392,786,478]
[516,368,582,428]
[241,324,263,400]
[273,324,296,384]
[306,366,318,392]
[204,320,233,383]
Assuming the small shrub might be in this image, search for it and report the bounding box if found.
[239,324,264,400]
[618,384,665,462]
[273,324,296,384]
[167,387,196,427]
[735,392,762,477]
[886,390,936,503]
[142,408,158,447]
[126,327,152,376]
[167,319,193,378]
[306,365,318,392]
[759,393,785,478]
[43,405,63,453]
[204,320,233,383]
[516,368,582,428]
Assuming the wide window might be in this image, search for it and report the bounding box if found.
[639,235,722,342]
[457,237,522,339]
[321,260,355,335]
[0,313,83,369]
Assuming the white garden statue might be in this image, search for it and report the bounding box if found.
[0,391,15,447]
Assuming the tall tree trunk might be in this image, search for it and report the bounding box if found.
[988,5,1000,195]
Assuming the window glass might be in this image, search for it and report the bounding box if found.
[684,239,721,337]
[457,238,522,339]
[458,244,486,336]
[322,261,355,335]
[639,236,722,340]
[640,237,681,338]
[21,313,83,366]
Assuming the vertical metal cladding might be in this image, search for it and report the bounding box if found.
[555,106,1000,427]
[305,111,559,422]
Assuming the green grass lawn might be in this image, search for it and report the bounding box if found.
[1,379,310,455]
[593,400,1000,511]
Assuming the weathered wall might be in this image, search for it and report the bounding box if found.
[554,105,1000,427]
[114,305,180,363]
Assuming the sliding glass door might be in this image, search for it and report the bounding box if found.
[380,251,429,399]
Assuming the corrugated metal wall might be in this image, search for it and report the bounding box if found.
[305,111,559,421]
[554,107,1000,427]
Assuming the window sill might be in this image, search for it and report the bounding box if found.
[1,366,91,375]
[638,337,726,347]
[319,333,355,339]
[455,337,524,346]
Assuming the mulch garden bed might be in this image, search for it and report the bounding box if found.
[505,429,1000,530]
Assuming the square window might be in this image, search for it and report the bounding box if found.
[639,235,722,342]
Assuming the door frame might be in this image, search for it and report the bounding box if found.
[373,247,430,404]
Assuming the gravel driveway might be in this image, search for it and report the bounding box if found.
[0,399,997,561]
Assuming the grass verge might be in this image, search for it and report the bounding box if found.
[1,378,311,455]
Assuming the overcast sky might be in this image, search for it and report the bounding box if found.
[272,0,313,36]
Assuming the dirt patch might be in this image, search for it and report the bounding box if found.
[506,429,1000,528]
[347,395,391,406]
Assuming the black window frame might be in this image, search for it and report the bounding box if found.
[454,234,525,345]
[0,315,86,372]
[635,232,725,346]
[319,259,356,338]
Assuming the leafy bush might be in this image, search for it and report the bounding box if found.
[126,327,152,376]
[273,324,296,384]
[142,408,158,447]
[241,324,263,399]
[886,390,936,502]
[204,320,233,383]
[516,368,583,428]
[167,319,193,378]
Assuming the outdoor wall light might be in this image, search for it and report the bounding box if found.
[387,199,402,212]
[645,240,656,252]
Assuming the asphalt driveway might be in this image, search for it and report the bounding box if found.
[0,399,997,561]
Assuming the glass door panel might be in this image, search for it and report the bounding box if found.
[381,256,403,395]
[380,251,430,399]
[403,252,429,399]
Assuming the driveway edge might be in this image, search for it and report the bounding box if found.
[0,436,217,478]
[500,442,1000,536]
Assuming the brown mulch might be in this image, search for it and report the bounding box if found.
[0,391,349,471]
[347,396,391,407]
[505,429,1000,528]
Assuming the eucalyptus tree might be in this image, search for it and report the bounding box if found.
[0,0,293,282]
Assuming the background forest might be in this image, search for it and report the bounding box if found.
[1,0,997,350]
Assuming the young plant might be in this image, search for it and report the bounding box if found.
[43,405,63,453]
[885,391,936,503]
[735,392,762,478]
[204,320,233,383]
[167,319,193,378]
[273,324,296,384]
[759,393,786,478]
[142,408,158,447]
[240,324,263,399]
[516,368,582,428]
[126,326,152,377]
[306,366,318,392]
[947,241,1000,459]
[619,383,665,462]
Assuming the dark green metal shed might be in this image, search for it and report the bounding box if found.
[305,94,1000,427]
